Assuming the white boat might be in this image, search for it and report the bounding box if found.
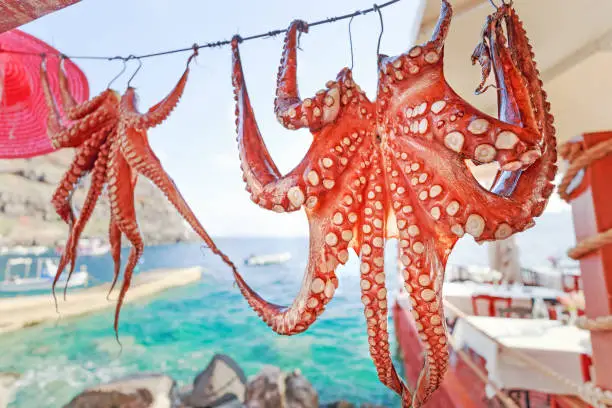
[0,257,89,293]
[244,252,292,266]
[55,238,110,257]
[0,245,49,256]
[80,238,111,256]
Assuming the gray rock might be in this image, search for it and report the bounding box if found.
[64,373,177,408]
[64,389,153,408]
[246,366,318,408]
[182,354,247,408]
[320,402,355,408]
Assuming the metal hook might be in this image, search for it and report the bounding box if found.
[373,4,384,59]
[297,29,304,51]
[186,43,199,68]
[127,56,142,88]
[348,14,357,70]
[488,0,512,9]
[107,57,127,89]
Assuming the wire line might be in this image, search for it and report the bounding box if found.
[0,0,401,62]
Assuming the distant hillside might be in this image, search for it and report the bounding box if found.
[0,149,198,247]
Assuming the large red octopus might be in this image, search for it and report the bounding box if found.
[230,2,556,406]
[40,52,238,333]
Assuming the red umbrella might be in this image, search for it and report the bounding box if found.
[0,29,89,159]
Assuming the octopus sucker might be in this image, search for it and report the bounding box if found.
[230,2,556,406]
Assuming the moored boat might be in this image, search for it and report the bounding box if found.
[0,257,88,293]
[244,252,292,266]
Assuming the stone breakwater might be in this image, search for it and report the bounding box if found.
[0,267,203,334]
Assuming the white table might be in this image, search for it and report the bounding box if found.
[443,281,565,317]
[452,316,591,396]
[530,265,581,291]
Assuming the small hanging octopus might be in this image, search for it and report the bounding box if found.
[229,1,556,406]
[41,50,238,334]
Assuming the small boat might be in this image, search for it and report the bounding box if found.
[244,252,292,266]
[55,237,110,257]
[0,245,49,256]
[0,257,89,293]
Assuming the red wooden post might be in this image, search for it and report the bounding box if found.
[0,1,81,34]
[565,131,612,390]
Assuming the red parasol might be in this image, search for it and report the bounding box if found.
[0,29,89,159]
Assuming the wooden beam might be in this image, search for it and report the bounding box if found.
[0,0,81,34]
[567,131,612,391]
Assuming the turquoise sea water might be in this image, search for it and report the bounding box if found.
[0,212,575,407]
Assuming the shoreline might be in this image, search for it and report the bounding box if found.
[0,266,203,335]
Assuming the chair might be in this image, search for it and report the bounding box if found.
[546,303,559,320]
[562,274,581,293]
[471,294,512,317]
[580,354,593,382]
[550,354,593,407]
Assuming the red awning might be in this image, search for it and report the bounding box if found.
[0,29,88,159]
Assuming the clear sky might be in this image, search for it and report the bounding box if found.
[21,0,569,237]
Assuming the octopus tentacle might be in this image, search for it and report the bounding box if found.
[428,0,452,51]
[233,224,341,335]
[385,152,455,405]
[121,72,189,129]
[50,124,111,226]
[108,152,136,299]
[57,58,77,114]
[232,37,307,212]
[107,215,123,298]
[58,135,112,295]
[39,60,64,138]
[273,22,341,131]
[358,152,413,404]
[422,90,542,170]
[107,138,143,333]
[121,49,198,129]
[489,7,557,215]
[234,149,369,334]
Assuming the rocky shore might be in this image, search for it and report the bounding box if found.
[0,149,198,247]
[58,354,385,408]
